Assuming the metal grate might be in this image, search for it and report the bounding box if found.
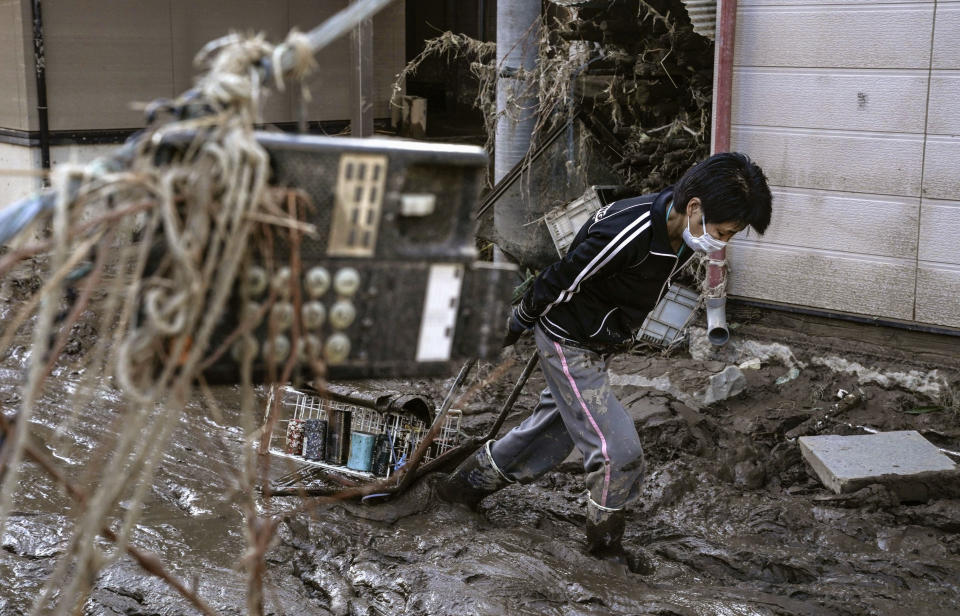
[267,386,462,479]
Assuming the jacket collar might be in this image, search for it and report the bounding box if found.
[649,186,677,255]
[649,186,697,267]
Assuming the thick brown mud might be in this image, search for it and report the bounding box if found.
[2,315,959,615]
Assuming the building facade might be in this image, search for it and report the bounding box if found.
[0,0,406,203]
[727,0,960,330]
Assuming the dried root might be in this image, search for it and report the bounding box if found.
[0,30,317,616]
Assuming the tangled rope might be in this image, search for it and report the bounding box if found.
[0,30,319,615]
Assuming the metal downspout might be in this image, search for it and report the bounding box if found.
[712,0,737,153]
[705,0,737,346]
[30,0,51,186]
[493,0,540,261]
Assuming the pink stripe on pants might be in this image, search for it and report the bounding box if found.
[554,341,611,507]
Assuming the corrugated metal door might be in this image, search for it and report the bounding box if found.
[727,0,960,329]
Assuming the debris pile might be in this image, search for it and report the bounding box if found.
[556,0,715,193]
[397,0,714,194]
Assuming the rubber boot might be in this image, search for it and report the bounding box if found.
[437,441,511,510]
[585,500,626,557]
[585,500,654,574]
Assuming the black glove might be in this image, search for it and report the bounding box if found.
[502,312,529,348]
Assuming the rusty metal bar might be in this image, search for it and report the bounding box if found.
[711,0,737,154]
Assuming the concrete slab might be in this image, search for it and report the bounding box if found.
[799,430,959,500]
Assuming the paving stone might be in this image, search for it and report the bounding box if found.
[799,430,959,500]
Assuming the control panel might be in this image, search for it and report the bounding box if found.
[186,132,516,382]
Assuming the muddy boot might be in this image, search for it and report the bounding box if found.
[585,501,654,575]
[437,441,511,510]
[586,501,626,556]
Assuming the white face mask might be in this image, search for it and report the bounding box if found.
[682,212,727,253]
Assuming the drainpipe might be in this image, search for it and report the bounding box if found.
[705,0,737,346]
[30,0,51,186]
[493,0,540,259]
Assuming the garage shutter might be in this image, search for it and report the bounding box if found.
[728,0,960,329]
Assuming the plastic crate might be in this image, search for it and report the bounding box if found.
[636,284,700,347]
[544,185,621,256]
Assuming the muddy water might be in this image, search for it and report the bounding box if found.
[2,335,960,615]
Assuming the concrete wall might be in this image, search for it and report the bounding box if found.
[0,143,38,203]
[0,0,32,132]
[36,0,405,129]
[0,1,406,205]
[728,0,960,330]
[0,0,33,204]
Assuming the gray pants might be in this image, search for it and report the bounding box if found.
[489,326,645,510]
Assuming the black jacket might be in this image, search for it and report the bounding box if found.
[513,186,695,351]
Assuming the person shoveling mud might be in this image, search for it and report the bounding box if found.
[437,153,773,568]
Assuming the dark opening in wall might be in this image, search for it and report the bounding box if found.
[404,0,494,140]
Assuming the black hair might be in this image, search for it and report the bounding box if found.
[673,152,772,234]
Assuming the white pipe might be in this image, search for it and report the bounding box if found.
[705,296,729,345]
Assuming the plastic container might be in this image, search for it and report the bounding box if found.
[285,419,304,455]
[637,284,700,347]
[302,419,327,461]
[347,431,376,472]
[325,409,352,465]
[544,185,621,256]
[371,433,392,476]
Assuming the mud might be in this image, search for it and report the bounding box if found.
[2,314,960,615]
